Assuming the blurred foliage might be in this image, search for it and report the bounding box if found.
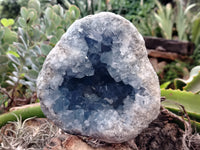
[0,0,199,112]
[129,0,160,36]
[174,66,200,93]
[161,66,200,128]
[0,0,80,111]
[64,0,155,19]
[0,0,21,18]
[0,0,59,19]
[154,0,173,39]
[153,0,199,40]
[175,0,196,41]
[159,61,188,84]
[191,12,200,46]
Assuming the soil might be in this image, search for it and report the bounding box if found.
[135,108,185,150]
[0,107,200,150]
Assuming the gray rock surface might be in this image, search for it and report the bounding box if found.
[37,12,160,143]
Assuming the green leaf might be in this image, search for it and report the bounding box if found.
[0,55,8,64]
[69,5,80,20]
[28,0,40,14]
[4,101,8,108]
[45,7,54,20]
[18,17,27,28]
[31,28,43,41]
[161,89,200,114]
[20,7,28,19]
[54,14,62,26]
[37,57,45,64]
[192,16,200,46]
[56,28,65,39]
[160,81,171,89]
[20,73,25,77]
[40,44,51,56]
[3,27,17,44]
[13,42,26,55]
[32,45,41,55]
[183,71,200,93]
[0,29,4,41]
[53,5,61,15]
[8,76,18,83]
[1,42,9,52]
[7,51,20,58]
[166,107,200,130]
[154,0,173,39]
[174,66,200,93]
[18,27,28,46]
[25,70,38,81]
[28,11,35,20]
[174,78,186,90]
[7,54,20,65]
[26,9,38,24]
[1,18,15,27]
[50,36,58,46]
[6,80,15,86]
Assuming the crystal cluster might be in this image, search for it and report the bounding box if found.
[37,12,160,143]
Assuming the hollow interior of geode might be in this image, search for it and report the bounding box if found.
[52,31,136,117]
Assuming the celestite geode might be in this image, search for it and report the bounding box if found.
[37,12,160,143]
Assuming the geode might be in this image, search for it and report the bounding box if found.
[37,12,160,143]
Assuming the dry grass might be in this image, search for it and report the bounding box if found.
[0,114,60,150]
[0,107,200,150]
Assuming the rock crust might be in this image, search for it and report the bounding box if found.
[37,12,160,143]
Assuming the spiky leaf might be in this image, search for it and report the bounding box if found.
[161,89,200,114]
[160,81,171,89]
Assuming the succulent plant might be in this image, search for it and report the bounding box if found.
[162,66,200,132]
[0,0,80,110]
[174,66,200,93]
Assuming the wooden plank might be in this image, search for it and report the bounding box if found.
[144,36,195,55]
[147,49,190,61]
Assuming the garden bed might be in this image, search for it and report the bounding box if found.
[0,105,200,150]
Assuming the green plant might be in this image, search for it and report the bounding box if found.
[130,1,160,36]
[174,66,200,93]
[162,89,200,120]
[0,0,61,19]
[161,66,200,130]
[159,61,188,84]
[175,0,196,41]
[0,18,18,89]
[154,0,173,39]
[0,0,80,112]
[0,0,21,18]
[0,18,17,54]
[152,0,200,42]
[192,45,200,66]
[0,18,15,27]
[0,104,44,128]
[191,12,200,46]
[64,0,97,17]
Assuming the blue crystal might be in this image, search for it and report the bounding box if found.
[52,33,135,114]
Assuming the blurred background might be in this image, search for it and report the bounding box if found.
[0,0,199,113]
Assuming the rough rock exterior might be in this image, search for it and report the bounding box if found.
[37,12,160,143]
